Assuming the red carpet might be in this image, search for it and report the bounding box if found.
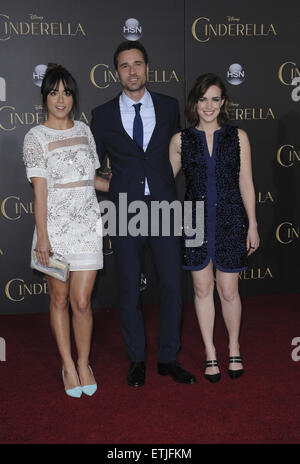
[0,293,299,445]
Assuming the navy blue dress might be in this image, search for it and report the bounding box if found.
[181,124,248,272]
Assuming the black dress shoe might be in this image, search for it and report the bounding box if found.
[157,361,197,384]
[127,362,145,387]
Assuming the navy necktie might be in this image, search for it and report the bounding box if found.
[133,103,143,149]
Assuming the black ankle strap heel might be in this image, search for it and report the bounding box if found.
[228,356,244,379]
[204,360,221,384]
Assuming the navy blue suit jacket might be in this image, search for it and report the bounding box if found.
[90,91,180,202]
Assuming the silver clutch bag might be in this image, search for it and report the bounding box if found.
[31,250,70,282]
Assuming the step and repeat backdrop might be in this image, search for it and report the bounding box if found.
[0,1,299,314]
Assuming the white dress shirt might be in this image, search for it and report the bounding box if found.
[119,89,156,195]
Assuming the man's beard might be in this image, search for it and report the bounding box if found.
[123,81,146,94]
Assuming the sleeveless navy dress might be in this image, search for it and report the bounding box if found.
[181,124,248,272]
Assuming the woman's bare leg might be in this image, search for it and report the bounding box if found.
[216,270,243,371]
[192,261,219,375]
[69,270,98,386]
[46,275,80,390]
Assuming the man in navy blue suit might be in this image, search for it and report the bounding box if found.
[91,41,196,387]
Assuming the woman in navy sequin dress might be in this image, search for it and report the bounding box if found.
[169,74,259,382]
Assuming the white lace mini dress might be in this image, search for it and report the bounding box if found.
[23,120,103,271]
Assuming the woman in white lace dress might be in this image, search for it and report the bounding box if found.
[23,64,110,397]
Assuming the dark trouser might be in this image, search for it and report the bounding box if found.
[111,197,183,363]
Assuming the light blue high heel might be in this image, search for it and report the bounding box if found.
[81,365,97,396]
[62,369,82,398]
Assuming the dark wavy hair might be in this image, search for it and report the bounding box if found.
[113,41,149,69]
[185,73,230,127]
[41,63,78,118]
